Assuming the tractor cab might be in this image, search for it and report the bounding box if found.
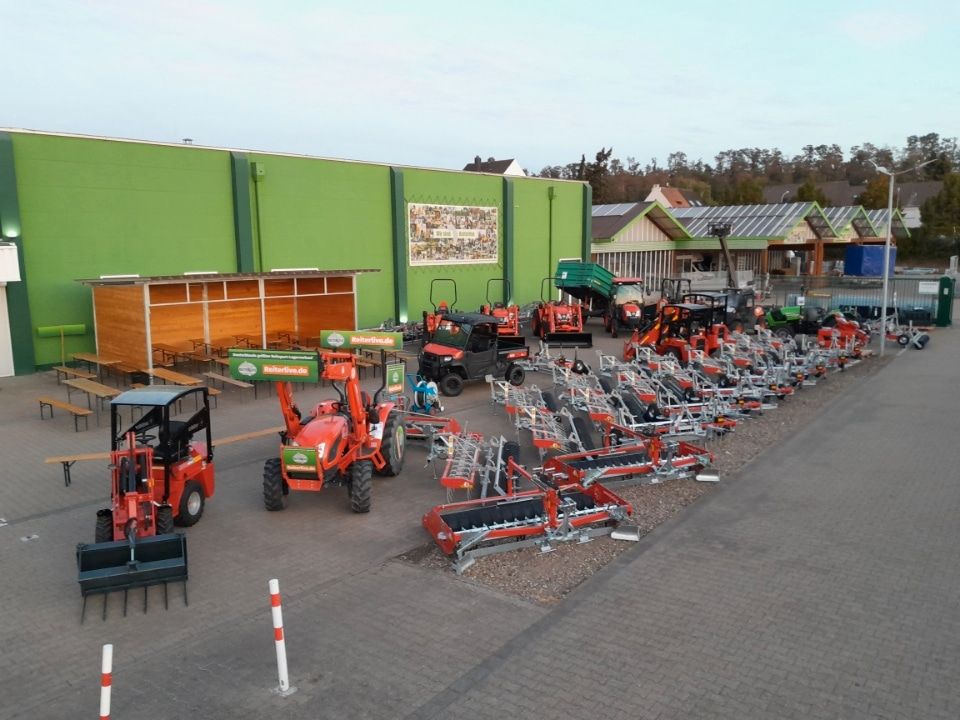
[112,386,213,467]
[683,288,760,330]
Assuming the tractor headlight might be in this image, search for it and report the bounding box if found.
[442,356,453,363]
[316,442,326,459]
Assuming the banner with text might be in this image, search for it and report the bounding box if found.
[228,349,320,383]
[320,330,403,350]
[408,202,499,266]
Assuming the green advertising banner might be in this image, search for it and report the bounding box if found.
[320,329,403,350]
[228,348,320,383]
[282,446,318,474]
[386,362,405,394]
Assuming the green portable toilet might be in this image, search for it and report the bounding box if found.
[935,276,954,327]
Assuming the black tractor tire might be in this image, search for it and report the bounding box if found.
[506,364,525,386]
[571,415,598,451]
[541,390,560,413]
[773,326,794,340]
[349,460,373,513]
[263,458,287,511]
[622,393,646,422]
[439,372,464,397]
[94,509,113,544]
[156,505,175,535]
[376,412,406,477]
[496,441,521,492]
[611,319,619,339]
[176,480,205,526]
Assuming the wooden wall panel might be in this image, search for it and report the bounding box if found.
[297,295,355,335]
[149,284,188,304]
[94,285,149,368]
[264,298,296,335]
[208,299,262,343]
[150,304,204,350]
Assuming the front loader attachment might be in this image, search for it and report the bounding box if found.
[76,533,188,620]
[542,332,593,348]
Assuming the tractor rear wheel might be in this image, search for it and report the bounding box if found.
[263,458,287,511]
[94,509,113,543]
[156,505,175,535]
[349,460,372,513]
[773,326,793,340]
[439,372,463,397]
[377,412,406,477]
[176,480,205,526]
[505,363,525,386]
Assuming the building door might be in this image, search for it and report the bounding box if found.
[0,285,13,377]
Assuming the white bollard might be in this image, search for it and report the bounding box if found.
[268,579,296,696]
[99,643,113,720]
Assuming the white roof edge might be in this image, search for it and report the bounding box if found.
[0,127,585,184]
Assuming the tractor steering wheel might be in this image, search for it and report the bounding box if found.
[136,433,157,445]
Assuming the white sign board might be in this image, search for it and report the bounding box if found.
[0,244,20,283]
[918,281,939,295]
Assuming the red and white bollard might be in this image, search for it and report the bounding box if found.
[268,578,296,695]
[99,643,113,720]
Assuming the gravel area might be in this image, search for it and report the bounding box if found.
[399,353,890,605]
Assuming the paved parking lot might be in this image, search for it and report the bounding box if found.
[1,325,958,719]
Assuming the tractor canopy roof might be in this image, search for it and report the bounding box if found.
[441,312,500,326]
[111,386,206,407]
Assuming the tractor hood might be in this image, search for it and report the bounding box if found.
[292,414,348,452]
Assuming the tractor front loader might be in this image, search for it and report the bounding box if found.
[263,351,405,514]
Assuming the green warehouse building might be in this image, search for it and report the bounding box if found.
[0,129,590,375]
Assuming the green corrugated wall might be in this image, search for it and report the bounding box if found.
[1,131,586,371]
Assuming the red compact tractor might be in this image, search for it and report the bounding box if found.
[603,278,647,338]
[422,278,458,343]
[532,277,592,347]
[76,386,215,608]
[263,352,405,513]
[480,278,523,342]
[624,303,730,364]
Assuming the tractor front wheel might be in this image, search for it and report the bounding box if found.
[439,372,464,397]
[176,480,205,526]
[156,505,175,535]
[377,412,406,477]
[350,460,373,513]
[263,458,287,511]
[94,509,113,543]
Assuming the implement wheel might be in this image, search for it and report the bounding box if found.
[94,509,113,543]
[377,412,406,477]
[263,458,287,511]
[349,460,372,514]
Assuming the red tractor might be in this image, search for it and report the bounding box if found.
[263,352,405,513]
[480,278,523,341]
[532,277,592,347]
[603,278,647,338]
[624,303,730,364]
[77,386,215,603]
[422,278,458,343]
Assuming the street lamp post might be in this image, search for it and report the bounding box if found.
[867,158,935,356]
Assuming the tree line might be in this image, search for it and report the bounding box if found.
[534,133,960,259]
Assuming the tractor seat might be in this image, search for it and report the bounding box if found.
[153,421,193,463]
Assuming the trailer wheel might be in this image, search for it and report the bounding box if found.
[496,441,521,493]
[156,505,175,535]
[542,390,560,413]
[897,333,910,347]
[263,458,287,511]
[176,480,205,526]
[377,412,406,477]
[439,372,463,397]
[349,460,372,513]
[571,416,598,451]
[95,509,113,543]
[506,364,525,386]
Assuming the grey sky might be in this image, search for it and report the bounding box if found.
[2,0,957,172]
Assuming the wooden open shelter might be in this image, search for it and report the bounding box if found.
[79,269,377,370]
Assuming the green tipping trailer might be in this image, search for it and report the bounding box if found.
[555,261,615,317]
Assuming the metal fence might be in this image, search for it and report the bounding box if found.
[765,275,946,322]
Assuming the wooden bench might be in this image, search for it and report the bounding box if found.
[38,396,94,432]
[203,371,256,399]
[52,365,96,384]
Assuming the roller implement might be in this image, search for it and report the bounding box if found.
[76,386,215,619]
